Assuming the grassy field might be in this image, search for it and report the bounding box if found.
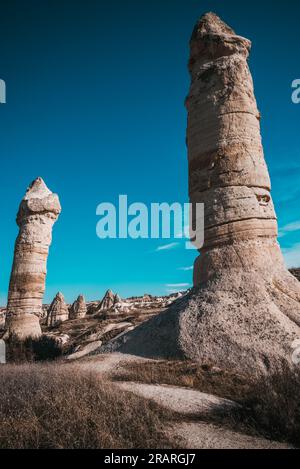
[0,362,178,449]
[1,357,300,448]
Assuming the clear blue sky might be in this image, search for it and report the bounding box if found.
[0,0,300,305]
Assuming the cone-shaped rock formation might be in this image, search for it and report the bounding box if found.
[114,294,122,305]
[69,295,87,319]
[5,178,61,339]
[100,13,300,375]
[47,292,69,327]
[98,290,116,311]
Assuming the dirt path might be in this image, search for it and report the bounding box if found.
[117,381,238,416]
[75,352,149,375]
[116,381,291,449]
[169,422,291,450]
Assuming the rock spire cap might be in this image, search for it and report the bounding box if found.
[24,177,52,200]
[196,12,236,36]
[17,177,61,224]
[190,12,251,63]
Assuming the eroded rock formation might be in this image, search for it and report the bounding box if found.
[69,295,87,319]
[98,290,116,311]
[187,13,279,286]
[47,292,69,327]
[100,13,300,375]
[114,294,122,305]
[5,178,61,339]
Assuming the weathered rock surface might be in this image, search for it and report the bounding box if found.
[98,290,117,311]
[99,13,300,376]
[114,294,122,305]
[5,178,61,339]
[47,292,69,327]
[67,340,103,360]
[69,295,87,319]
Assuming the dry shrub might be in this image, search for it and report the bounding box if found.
[0,363,176,449]
[238,367,300,446]
[5,334,63,363]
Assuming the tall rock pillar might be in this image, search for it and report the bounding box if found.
[5,178,61,339]
[186,12,282,284]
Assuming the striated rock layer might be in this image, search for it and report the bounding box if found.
[5,178,61,339]
[187,12,279,285]
[100,13,300,376]
[47,292,69,327]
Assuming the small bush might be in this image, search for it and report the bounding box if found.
[239,367,300,446]
[6,334,63,363]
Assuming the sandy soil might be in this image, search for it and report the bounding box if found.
[75,352,149,374]
[117,381,238,416]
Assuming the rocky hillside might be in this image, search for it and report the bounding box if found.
[0,291,185,342]
[2,266,300,361]
[43,291,187,358]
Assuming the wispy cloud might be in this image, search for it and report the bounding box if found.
[178,266,193,271]
[155,242,179,252]
[279,220,300,238]
[282,243,300,268]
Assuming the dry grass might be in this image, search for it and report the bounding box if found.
[112,360,251,401]
[238,369,300,446]
[0,363,178,449]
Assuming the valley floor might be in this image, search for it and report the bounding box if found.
[74,353,293,450]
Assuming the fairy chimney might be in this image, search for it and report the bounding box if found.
[98,290,115,311]
[69,295,87,319]
[47,292,69,327]
[5,178,61,339]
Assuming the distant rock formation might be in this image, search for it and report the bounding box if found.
[100,13,300,376]
[5,178,61,339]
[98,290,117,311]
[114,294,122,305]
[69,295,87,319]
[47,292,69,327]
